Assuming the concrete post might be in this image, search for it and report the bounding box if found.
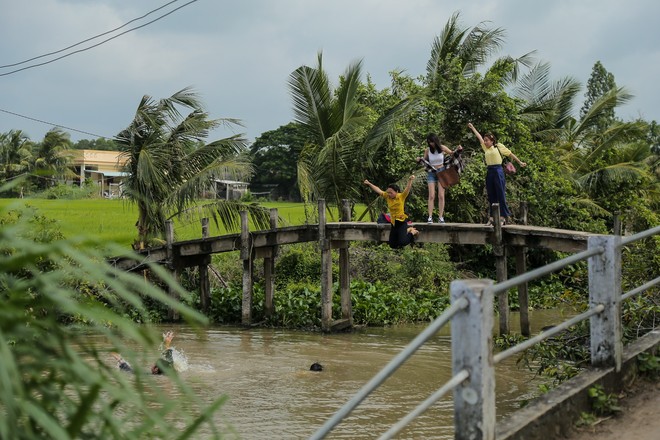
[588,235,622,371]
[240,209,253,326]
[319,199,333,332]
[451,279,495,440]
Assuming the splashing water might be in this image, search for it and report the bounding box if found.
[170,347,189,372]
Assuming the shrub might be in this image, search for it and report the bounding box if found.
[0,200,226,439]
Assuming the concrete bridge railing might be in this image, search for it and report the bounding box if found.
[309,224,660,440]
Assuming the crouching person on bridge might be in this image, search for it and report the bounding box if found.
[364,175,419,249]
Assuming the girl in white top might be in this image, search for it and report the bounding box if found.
[417,133,459,223]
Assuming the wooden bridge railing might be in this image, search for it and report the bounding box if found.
[111,199,594,333]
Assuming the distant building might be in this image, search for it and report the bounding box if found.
[66,149,127,198]
[66,149,250,200]
[213,179,249,200]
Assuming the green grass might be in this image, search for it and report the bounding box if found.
[0,198,369,248]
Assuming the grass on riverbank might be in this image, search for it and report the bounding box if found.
[0,198,370,248]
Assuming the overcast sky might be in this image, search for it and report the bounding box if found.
[1,0,659,144]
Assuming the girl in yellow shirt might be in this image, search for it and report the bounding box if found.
[467,122,527,225]
[364,175,419,248]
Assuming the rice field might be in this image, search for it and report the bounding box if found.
[0,198,369,248]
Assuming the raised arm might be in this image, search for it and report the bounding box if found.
[162,331,175,349]
[403,174,415,195]
[467,122,484,144]
[363,179,384,196]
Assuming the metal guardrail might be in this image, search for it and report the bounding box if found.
[309,297,469,440]
[310,224,660,440]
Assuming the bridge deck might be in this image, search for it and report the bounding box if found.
[111,222,594,270]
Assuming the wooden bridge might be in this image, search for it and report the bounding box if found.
[112,199,594,333]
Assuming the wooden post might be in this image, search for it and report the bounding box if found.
[199,218,211,313]
[340,199,353,326]
[318,199,333,332]
[264,208,278,318]
[519,201,528,226]
[613,212,621,236]
[492,204,509,335]
[451,279,495,440]
[240,209,253,326]
[165,220,179,321]
[515,247,529,336]
[517,203,530,336]
[588,234,622,371]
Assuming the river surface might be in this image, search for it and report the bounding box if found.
[106,310,567,439]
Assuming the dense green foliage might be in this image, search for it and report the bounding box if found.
[0,198,226,439]
[177,242,459,328]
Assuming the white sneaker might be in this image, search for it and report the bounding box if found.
[438,217,445,223]
[427,216,433,224]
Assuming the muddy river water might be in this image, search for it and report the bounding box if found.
[110,309,566,439]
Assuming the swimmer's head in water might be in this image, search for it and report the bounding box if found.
[310,362,323,372]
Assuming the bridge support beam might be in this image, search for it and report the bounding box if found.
[264,208,279,318]
[199,218,211,313]
[492,205,510,335]
[241,210,253,326]
[319,199,333,332]
[339,199,353,327]
[165,220,180,321]
[515,203,530,337]
[451,279,495,440]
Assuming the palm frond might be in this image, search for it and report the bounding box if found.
[288,53,333,145]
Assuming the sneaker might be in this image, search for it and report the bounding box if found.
[427,216,433,224]
[438,217,445,223]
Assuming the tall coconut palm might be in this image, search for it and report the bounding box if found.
[289,52,415,217]
[115,87,269,249]
[426,11,507,87]
[422,11,536,143]
[32,128,73,189]
[0,130,33,185]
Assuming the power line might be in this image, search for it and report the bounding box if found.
[0,0,181,69]
[0,0,199,77]
[0,108,108,138]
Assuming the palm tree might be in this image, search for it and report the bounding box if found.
[422,11,536,143]
[0,130,33,195]
[513,61,582,142]
[115,87,269,249]
[289,52,414,218]
[32,128,74,189]
[513,66,655,215]
[426,11,507,87]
